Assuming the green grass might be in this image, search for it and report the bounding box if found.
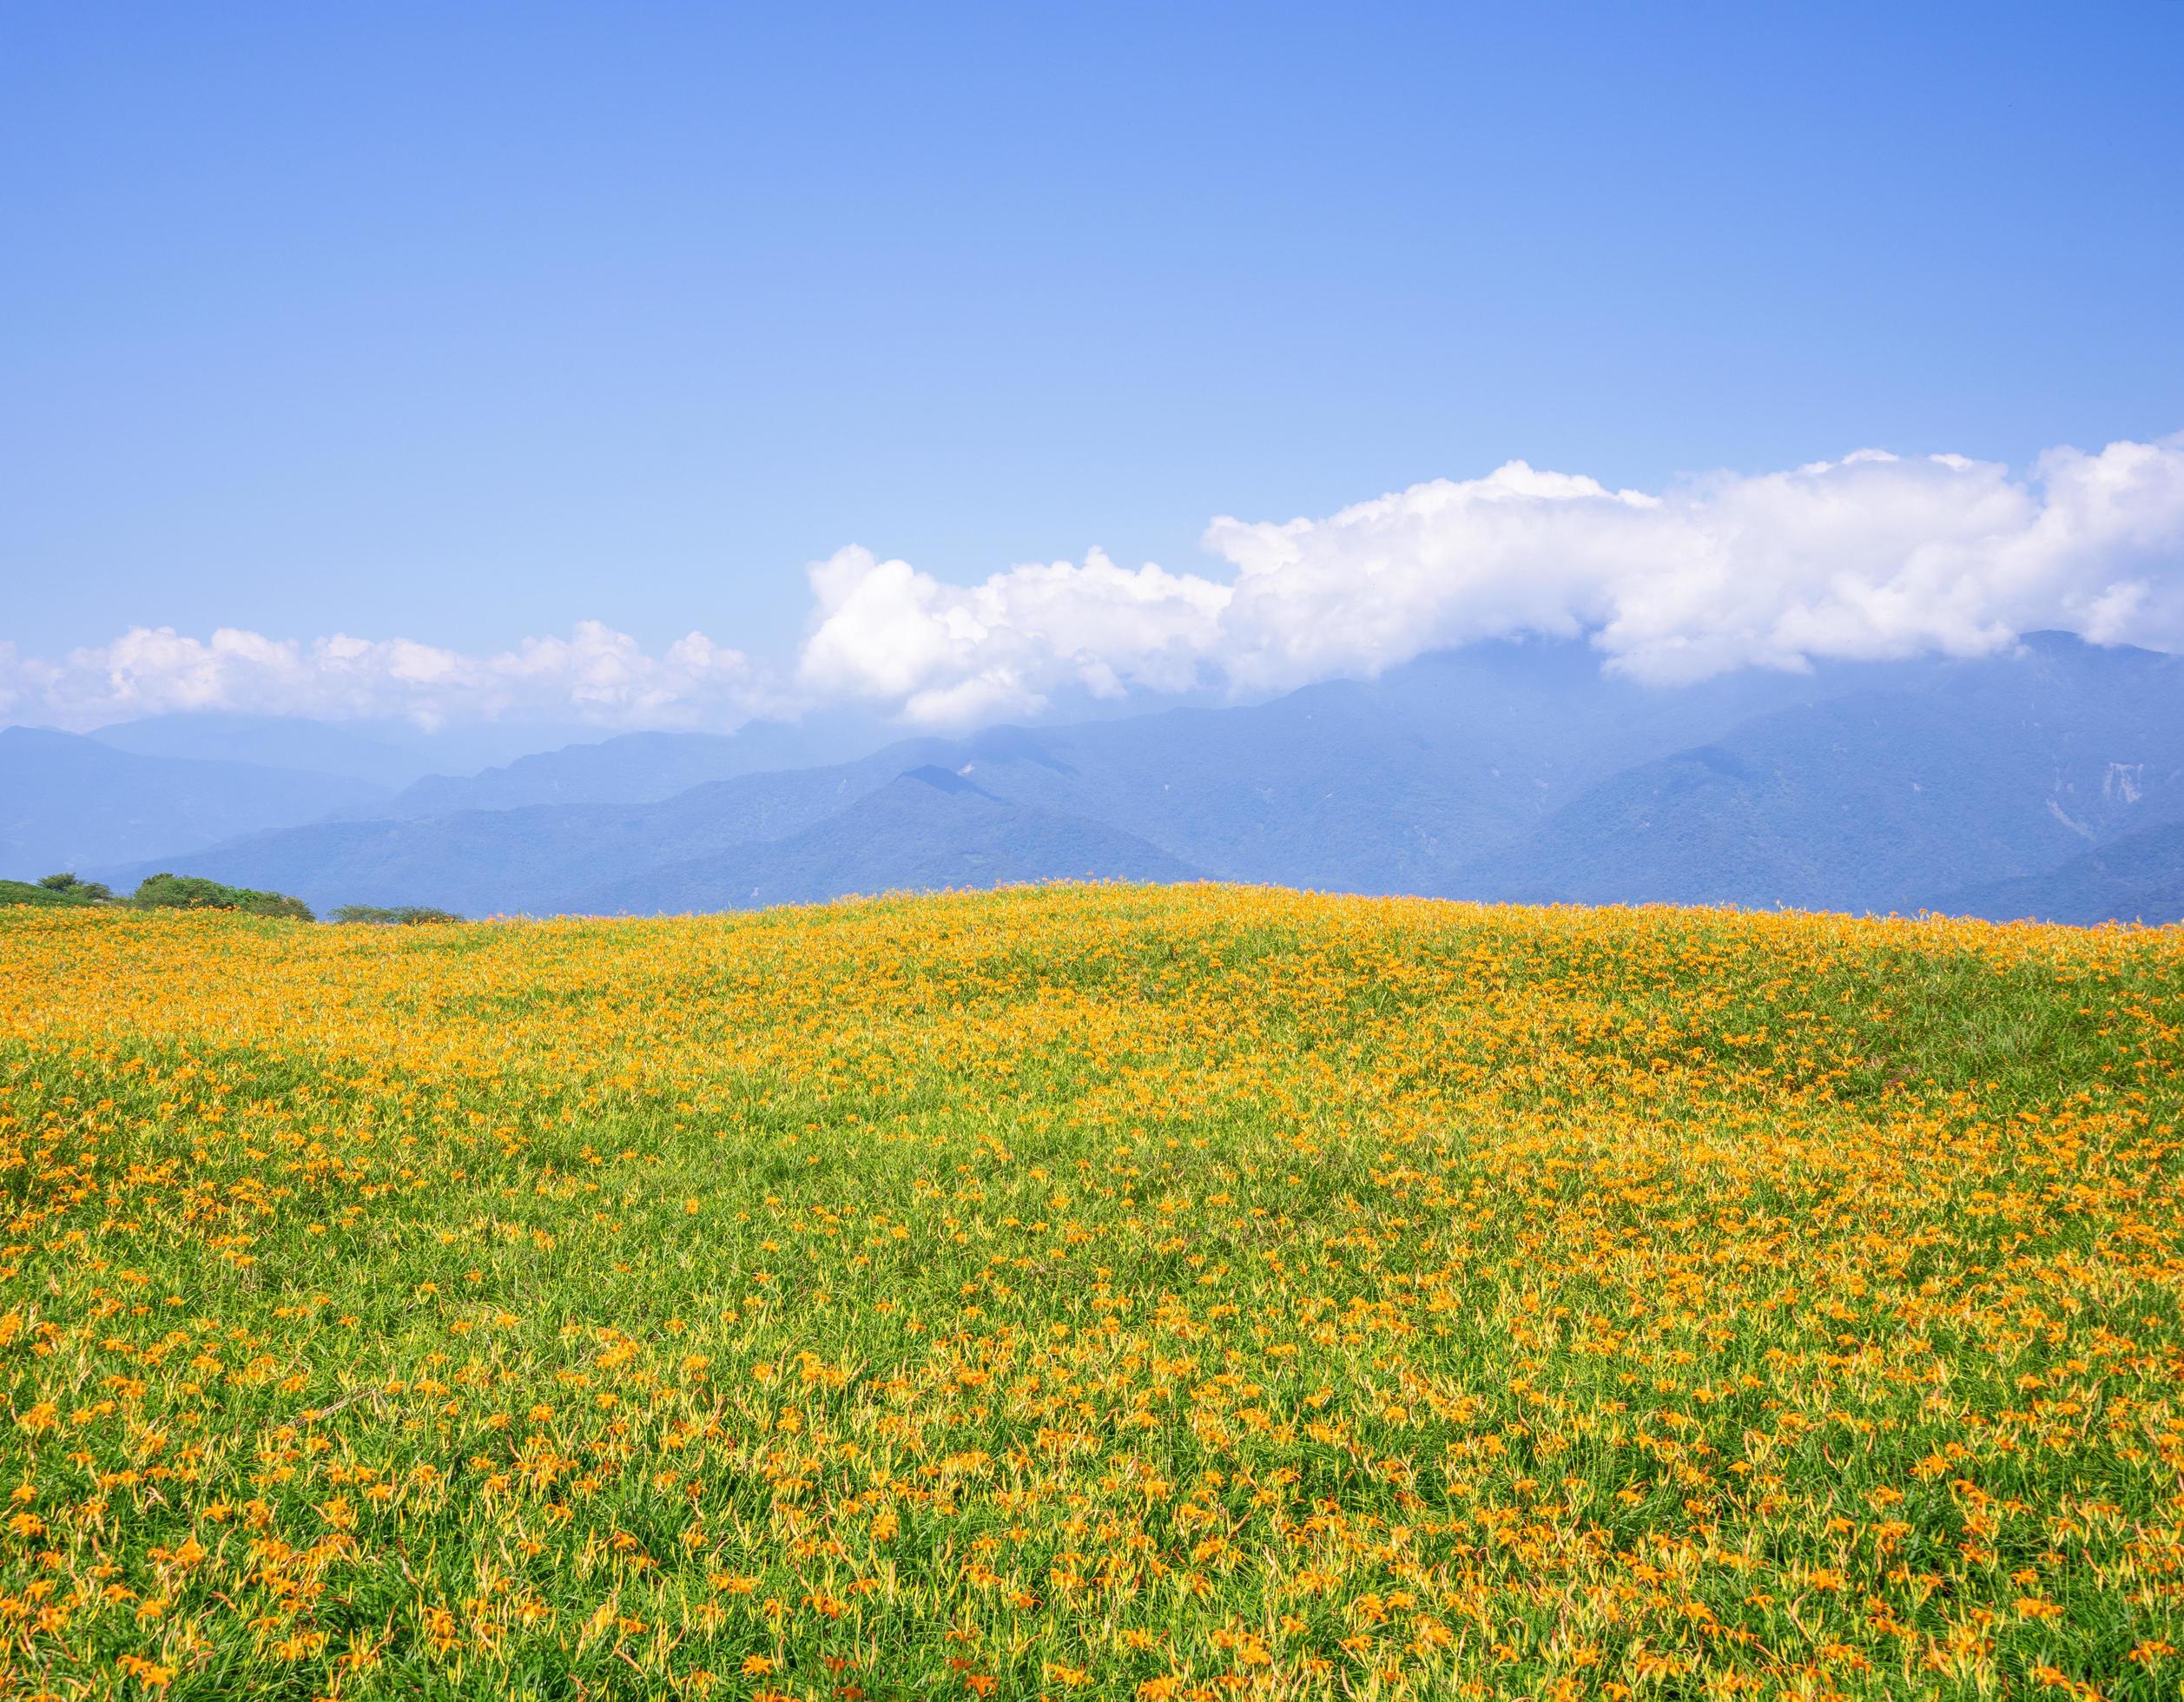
[0,884,2178,1700]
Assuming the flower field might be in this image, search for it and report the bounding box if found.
[1,884,2181,1701]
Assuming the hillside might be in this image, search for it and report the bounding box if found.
[2,888,2178,1697]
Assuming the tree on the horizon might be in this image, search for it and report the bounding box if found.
[36,872,113,901]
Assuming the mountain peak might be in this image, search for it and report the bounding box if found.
[2016,630,2168,665]
[898,764,998,799]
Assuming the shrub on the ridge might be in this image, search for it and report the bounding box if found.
[129,872,314,921]
[37,872,114,902]
[331,903,464,926]
[1,877,105,908]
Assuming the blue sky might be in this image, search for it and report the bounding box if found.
[3,2,2181,729]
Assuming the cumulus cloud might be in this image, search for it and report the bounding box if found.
[799,545,1229,726]
[0,621,778,732]
[10,432,2184,734]
[801,433,2184,719]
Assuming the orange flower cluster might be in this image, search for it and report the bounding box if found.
[0,885,2178,1699]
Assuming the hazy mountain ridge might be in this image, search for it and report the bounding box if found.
[90,713,428,788]
[1929,821,2184,927]
[581,768,1205,914]
[86,641,1827,913]
[60,633,2184,923]
[1453,636,2184,913]
[87,712,600,788]
[0,727,393,881]
[89,757,920,918]
[351,717,887,820]
[903,647,1837,892]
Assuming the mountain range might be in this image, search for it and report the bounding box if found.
[1,727,390,879]
[10,633,2180,926]
[1464,635,2184,914]
[84,711,610,788]
[1934,820,2184,927]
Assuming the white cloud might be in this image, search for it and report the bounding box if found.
[0,620,777,732]
[9,432,2183,734]
[800,433,2184,717]
[798,544,1229,726]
